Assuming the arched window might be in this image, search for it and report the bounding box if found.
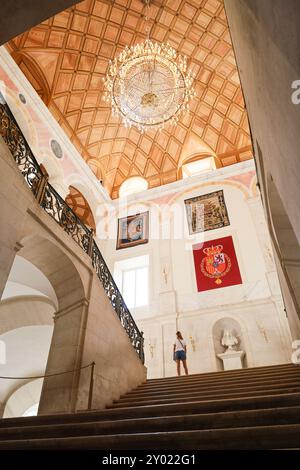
[119,177,148,198]
[181,156,216,178]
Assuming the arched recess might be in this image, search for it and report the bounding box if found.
[0,253,56,417]
[39,150,68,198]
[65,185,96,231]
[177,133,221,178]
[0,325,53,418]
[64,173,101,223]
[212,317,247,371]
[10,52,51,105]
[0,234,87,417]
[0,296,55,335]
[267,175,300,337]
[18,234,86,311]
[119,176,149,198]
[3,379,43,418]
[15,234,87,414]
[1,254,58,306]
[178,153,222,179]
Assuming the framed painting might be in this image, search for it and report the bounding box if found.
[184,190,230,235]
[116,211,149,250]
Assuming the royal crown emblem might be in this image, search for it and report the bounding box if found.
[201,244,231,284]
[203,244,223,257]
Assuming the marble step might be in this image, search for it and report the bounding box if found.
[126,375,300,397]
[1,392,300,428]
[144,363,297,385]
[0,406,299,441]
[136,368,300,390]
[109,385,300,408]
[0,424,300,450]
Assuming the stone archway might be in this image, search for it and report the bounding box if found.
[0,325,53,418]
[18,234,87,414]
[3,378,43,418]
[19,234,86,311]
[0,253,57,417]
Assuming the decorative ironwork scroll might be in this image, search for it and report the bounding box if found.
[42,183,91,255]
[92,242,144,362]
[0,93,43,196]
[0,92,144,363]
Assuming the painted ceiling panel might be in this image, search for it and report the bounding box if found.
[7,0,253,197]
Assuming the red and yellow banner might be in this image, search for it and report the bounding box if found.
[193,236,242,292]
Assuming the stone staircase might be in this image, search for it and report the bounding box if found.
[0,363,300,449]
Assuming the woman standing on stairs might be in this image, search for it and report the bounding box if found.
[173,331,189,376]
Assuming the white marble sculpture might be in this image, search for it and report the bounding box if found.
[221,328,239,351]
[218,328,245,370]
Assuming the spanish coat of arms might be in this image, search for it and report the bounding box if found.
[193,236,242,292]
[200,244,231,285]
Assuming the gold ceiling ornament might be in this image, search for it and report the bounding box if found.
[102,1,195,133]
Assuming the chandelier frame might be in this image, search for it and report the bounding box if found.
[103,7,195,132]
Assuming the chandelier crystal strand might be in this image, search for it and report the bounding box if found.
[103,2,195,132]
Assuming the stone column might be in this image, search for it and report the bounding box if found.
[38,298,90,414]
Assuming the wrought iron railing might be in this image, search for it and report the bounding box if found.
[42,183,92,255]
[0,92,144,364]
[91,242,144,356]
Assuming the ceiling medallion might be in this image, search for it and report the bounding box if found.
[103,37,195,133]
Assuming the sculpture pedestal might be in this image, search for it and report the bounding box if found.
[217,350,245,371]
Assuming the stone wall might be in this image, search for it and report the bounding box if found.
[101,161,292,378]
[225,0,300,338]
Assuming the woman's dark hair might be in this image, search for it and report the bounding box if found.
[176,331,183,340]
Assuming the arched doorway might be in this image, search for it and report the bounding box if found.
[0,254,56,418]
[16,234,86,414]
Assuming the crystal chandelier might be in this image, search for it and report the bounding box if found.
[103,2,195,132]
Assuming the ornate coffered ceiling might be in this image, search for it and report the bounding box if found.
[7,0,253,198]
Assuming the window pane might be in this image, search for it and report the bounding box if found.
[182,157,216,178]
[135,266,148,307]
[122,270,135,308]
[119,177,148,198]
